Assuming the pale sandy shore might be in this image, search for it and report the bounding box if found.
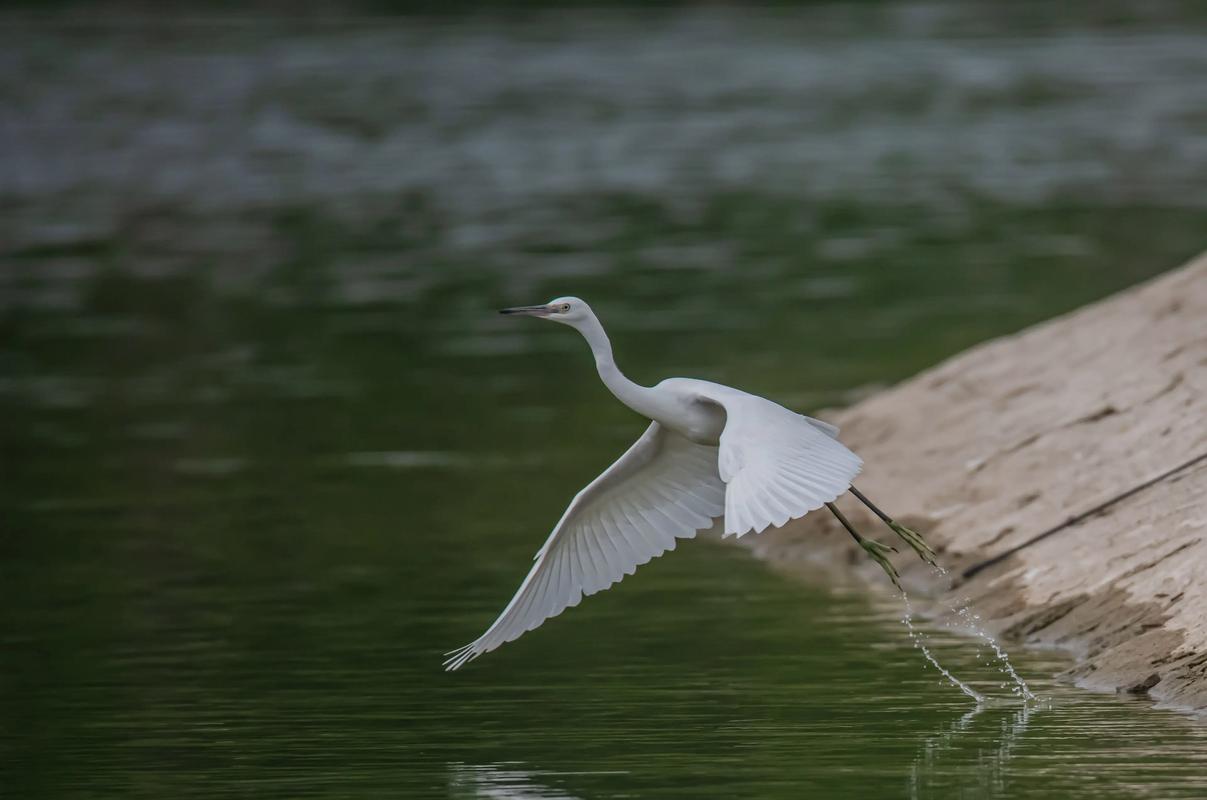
[745,251,1207,711]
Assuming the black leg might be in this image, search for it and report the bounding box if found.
[849,486,938,566]
[826,502,867,544]
[848,486,891,524]
[826,502,900,589]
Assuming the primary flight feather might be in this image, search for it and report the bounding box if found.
[444,297,935,671]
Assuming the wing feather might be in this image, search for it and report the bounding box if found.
[445,422,724,670]
[694,387,862,538]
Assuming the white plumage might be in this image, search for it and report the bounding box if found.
[444,297,870,671]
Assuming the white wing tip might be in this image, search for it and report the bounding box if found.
[443,643,482,672]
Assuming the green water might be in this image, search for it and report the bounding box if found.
[4,5,1207,798]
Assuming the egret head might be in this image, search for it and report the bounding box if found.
[499,296,591,327]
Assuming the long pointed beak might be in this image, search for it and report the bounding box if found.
[499,304,552,317]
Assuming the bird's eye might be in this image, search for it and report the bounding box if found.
[561,304,571,312]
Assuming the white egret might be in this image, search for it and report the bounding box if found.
[444,297,935,671]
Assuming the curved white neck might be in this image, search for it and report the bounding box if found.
[572,311,660,419]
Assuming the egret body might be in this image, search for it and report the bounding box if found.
[445,297,935,671]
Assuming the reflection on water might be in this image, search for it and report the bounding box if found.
[909,702,1035,799]
[450,763,610,800]
[448,604,1207,800]
[3,4,1207,799]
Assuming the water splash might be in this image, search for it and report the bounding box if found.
[950,601,1037,702]
[901,591,984,703]
[932,565,1038,703]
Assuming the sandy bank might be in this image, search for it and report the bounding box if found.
[745,251,1207,711]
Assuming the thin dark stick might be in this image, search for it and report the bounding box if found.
[962,450,1207,580]
[849,486,891,524]
[826,502,864,544]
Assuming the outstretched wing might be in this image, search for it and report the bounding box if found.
[697,388,862,537]
[444,422,725,671]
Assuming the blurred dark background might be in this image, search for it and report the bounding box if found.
[2,2,1206,798]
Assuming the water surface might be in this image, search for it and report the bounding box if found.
[3,5,1207,798]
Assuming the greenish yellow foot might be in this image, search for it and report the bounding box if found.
[860,538,901,590]
[889,521,938,567]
